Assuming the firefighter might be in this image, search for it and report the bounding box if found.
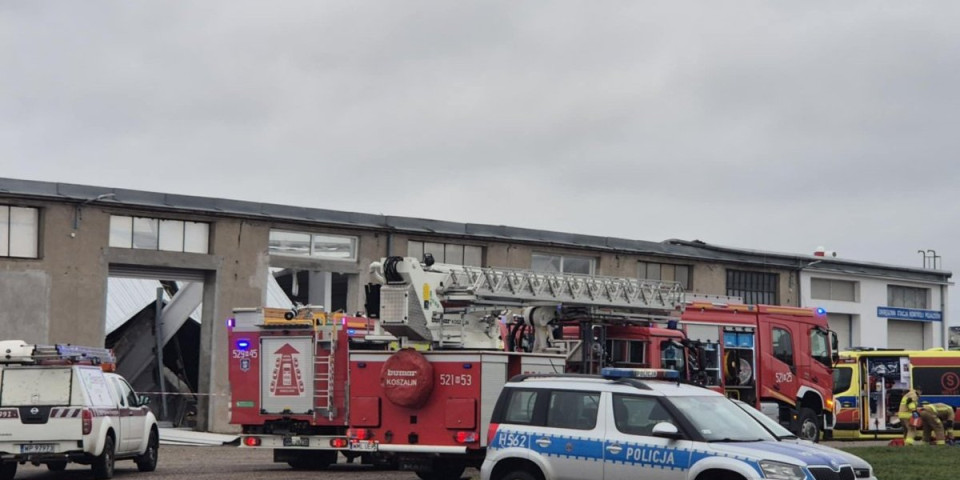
[933,403,956,442]
[925,402,956,444]
[897,389,921,444]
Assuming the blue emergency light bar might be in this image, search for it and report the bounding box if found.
[601,368,679,380]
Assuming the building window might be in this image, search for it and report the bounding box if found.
[726,270,778,305]
[407,241,483,266]
[887,285,928,309]
[110,215,209,254]
[268,230,357,261]
[531,253,595,275]
[639,262,691,290]
[810,278,857,302]
[0,206,39,258]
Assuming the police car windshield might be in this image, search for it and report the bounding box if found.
[733,400,797,440]
[667,396,776,443]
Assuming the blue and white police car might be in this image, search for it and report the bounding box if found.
[482,368,875,480]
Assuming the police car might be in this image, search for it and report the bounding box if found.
[482,368,872,480]
[733,400,875,479]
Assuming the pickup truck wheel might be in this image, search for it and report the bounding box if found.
[136,429,159,472]
[0,461,16,480]
[47,461,67,471]
[92,435,116,479]
[798,408,821,443]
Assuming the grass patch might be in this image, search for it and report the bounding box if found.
[839,446,958,480]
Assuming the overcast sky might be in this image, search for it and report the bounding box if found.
[3,2,958,279]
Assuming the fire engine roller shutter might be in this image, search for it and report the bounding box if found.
[887,320,924,350]
[380,349,435,408]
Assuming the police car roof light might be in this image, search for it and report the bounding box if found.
[601,368,679,381]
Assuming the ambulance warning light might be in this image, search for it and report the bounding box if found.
[601,368,679,380]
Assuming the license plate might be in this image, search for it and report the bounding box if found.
[282,436,309,447]
[20,444,55,453]
[349,440,377,452]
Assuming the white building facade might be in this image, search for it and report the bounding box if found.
[799,264,950,350]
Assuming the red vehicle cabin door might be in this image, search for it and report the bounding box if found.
[760,322,800,406]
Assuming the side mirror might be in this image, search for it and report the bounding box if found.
[651,422,682,440]
[138,395,151,407]
[830,331,840,366]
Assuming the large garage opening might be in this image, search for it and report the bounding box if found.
[887,320,924,350]
[106,266,208,428]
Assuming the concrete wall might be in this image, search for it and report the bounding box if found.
[0,201,109,346]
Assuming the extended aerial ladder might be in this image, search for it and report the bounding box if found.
[0,340,116,368]
[367,256,686,363]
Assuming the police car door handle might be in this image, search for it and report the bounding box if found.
[535,438,552,448]
[606,444,623,455]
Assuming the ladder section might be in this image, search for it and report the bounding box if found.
[313,326,336,420]
[435,265,684,313]
[438,317,464,348]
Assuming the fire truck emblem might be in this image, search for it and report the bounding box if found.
[269,343,305,396]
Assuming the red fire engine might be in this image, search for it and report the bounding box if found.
[227,256,837,478]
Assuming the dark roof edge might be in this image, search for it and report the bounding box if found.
[0,177,950,280]
[664,239,952,280]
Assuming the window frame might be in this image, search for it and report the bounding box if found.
[810,278,857,302]
[109,215,210,254]
[639,261,691,290]
[726,270,779,305]
[887,285,929,310]
[0,205,40,259]
[268,229,358,262]
[531,252,596,275]
[407,240,483,266]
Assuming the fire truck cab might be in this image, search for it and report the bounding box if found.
[680,303,838,441]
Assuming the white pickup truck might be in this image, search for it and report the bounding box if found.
[0,345,159,480]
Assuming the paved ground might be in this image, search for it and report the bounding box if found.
[10,442,890,479]
[9,446,479,480]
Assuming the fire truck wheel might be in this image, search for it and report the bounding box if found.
[798,408,821,443]
[47,461,67,471]
[415,460,466,480]
[92,435,116,479]
[0,461,16,480]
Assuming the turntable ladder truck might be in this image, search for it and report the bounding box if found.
[228,256,685,479]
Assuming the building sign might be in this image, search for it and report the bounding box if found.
[877,306,942,322]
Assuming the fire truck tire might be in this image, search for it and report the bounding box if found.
[798,408,821,443]
[47,461,67,471]
[415,460,466,480]
[135,429,159,472]
[92,435,116,479]
[0,461,16,480]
